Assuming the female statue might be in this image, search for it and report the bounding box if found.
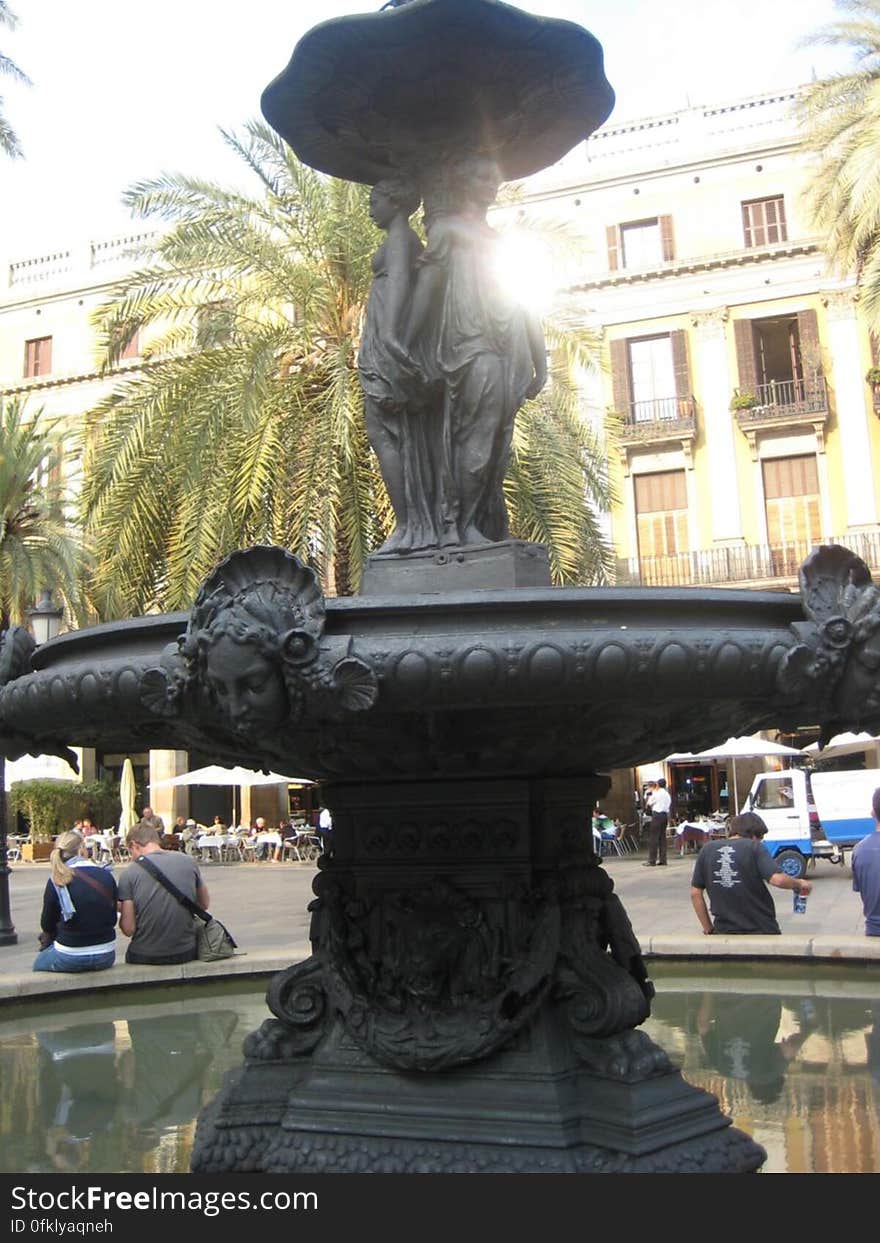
[357,175,437,553]
[400,154,548,546]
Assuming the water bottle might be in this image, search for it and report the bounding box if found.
[793,890,807,914]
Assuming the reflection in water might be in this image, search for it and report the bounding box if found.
[0,990,268,1174]
[0,973,878,1173]
[644,968,880,1174]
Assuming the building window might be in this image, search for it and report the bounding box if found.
[634,469,689,566]
[23,336,52,378]
[628,335,678,422]
[607,216,674,270]
[733,310,824,410]
[621,219,662,268]
[742,196,787,247]
[762,454,821,574]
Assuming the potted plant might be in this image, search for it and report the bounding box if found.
[866,367,880,413]
[730,391,759,412]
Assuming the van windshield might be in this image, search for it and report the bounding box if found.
[753,779,795,810]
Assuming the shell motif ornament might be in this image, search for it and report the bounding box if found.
[778,545,880,741]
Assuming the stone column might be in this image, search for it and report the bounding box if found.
[691,308,743,543]
[148,748,188,828]
[821,290,879,529]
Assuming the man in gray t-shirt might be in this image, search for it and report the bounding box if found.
[690,811,810,935]
[118,822,210,964]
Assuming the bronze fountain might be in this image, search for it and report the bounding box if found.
[2,0,879,1174]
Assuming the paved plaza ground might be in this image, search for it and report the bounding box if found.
[1,847,877,1002]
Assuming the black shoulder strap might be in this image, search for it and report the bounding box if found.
[137,855,209,922]
[70,867,116,908]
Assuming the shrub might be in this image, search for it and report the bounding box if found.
[866,366,880,386]
[9,778,121,841]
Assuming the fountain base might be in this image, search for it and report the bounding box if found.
[192,775,765,1174]
[360,539,551,595]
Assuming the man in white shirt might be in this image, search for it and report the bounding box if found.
[644,778,672,867]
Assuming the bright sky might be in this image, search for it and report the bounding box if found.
[0,0,851,262]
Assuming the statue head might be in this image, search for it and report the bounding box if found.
[180,547,325,737]
[369,175,420,229]
[451,154,501,212]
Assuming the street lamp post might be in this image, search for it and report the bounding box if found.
[0,591,65,945]
[26,589,64,646]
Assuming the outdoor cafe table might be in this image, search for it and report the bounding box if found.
[195,834,239,861]
[86,834,116,862]
[674,819,726,856]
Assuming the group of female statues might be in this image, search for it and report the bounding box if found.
[358,155,547,554]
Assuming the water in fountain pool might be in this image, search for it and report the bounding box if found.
[0,965,877,1174]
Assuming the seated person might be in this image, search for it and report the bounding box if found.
[251,817,271,861]
[179,818,200,857]
[117,821,209,965]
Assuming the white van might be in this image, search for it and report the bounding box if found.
[743,768,877,878]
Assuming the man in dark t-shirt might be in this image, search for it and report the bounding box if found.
[690,811,811,934]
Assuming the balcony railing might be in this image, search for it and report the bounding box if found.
[617,397,697,455]
[616,530,880,588]
[735,376,828,422]
[623,395,695,426]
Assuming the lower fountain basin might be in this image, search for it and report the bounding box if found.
[2,964,876,1175]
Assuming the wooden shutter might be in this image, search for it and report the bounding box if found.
[762,455,819,500]
[120,330,140,361]
[24,336,52,378]
[610,338,631,416]
[763,455,821,558]
[634,471,687,513]
[670,330,690,411]
[659,215,675,262]
[635,470,689,567]
[606,225,620,271]
[733,319,759,395]
[796,308,821,379]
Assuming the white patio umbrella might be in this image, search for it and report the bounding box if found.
[802,732,880,760]
[151,765,313,826]
[118,757,138,836]
[694,735,802,815]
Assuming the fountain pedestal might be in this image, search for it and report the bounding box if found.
[192,776,764,1173]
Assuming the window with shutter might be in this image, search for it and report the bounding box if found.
[628,335,677,421]
[742,197,787,247]
[762,455,821,575]
[620,219,663,268]
[24,336,52,378]
[634,470,689,583]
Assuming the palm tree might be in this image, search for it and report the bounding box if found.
[797,0,880,325]
[81,122,613,613]
[0,397,87,628]
[0,2,30,160]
